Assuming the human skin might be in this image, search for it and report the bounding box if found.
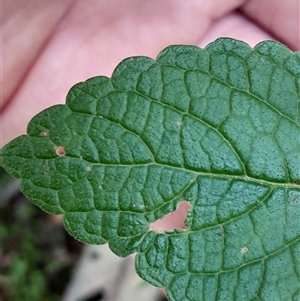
[1,0,299,231]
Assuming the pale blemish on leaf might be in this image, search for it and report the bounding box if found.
[241,247,249,253]
[40,130,48,137]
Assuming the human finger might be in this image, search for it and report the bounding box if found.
[240,0,300,50]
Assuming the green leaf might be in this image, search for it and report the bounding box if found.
[1,38,300,301]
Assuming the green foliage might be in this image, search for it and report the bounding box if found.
[1,38,300,301]
[0,196,61,301]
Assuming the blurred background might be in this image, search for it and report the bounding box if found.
[1,1,298,300]
[0,166,167,301]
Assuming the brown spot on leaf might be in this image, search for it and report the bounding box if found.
[150,201,191,232]
[291,197,297,203]
[55,146,66,157]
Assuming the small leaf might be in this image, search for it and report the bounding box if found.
[1,38,300,301]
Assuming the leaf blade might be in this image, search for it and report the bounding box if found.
[1,38,300,301]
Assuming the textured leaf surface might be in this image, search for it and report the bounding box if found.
[1,38,300,301]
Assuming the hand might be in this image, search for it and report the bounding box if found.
[1,0,298,232]
[2,0,298,147]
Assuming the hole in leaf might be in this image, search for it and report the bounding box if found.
[55,146,66,157]
[150,201,191,232]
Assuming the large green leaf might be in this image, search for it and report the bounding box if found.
[1,38,300,301]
